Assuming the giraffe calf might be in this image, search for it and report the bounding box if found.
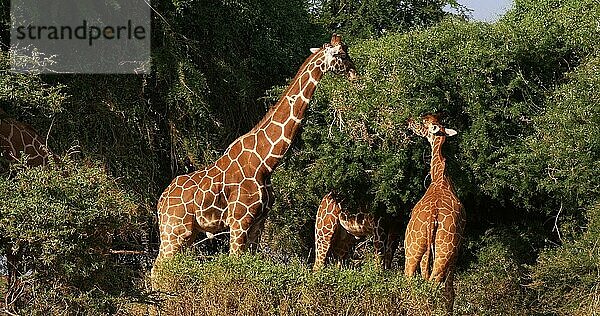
[313,192,400,271]
[404,114,465,312]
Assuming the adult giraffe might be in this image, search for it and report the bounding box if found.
[404,114,465,312]
[153,34,357,271]
[313,192,400,270]
[0,108,53,171]
[0,108,55,304]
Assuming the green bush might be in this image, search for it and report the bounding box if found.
[0,159,144,315]
[310,0,453,40]
[529,204,600,316]
[150,0,324,169]
[454,231,532,315]
[151,252,445,316]
[271,0,600,256]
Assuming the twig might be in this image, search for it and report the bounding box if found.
[45,114,55,149]
[192,231,230,247]
[552,202,563,243]
[108,250,146,255]
[0,308,19,316]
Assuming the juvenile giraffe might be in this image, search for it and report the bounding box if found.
[313,192,400,270]
[153,34,356,273]
[404,114,465,312]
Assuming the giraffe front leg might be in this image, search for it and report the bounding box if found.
[226,190,264,255]
[247,215,267,252]
[152,206,197,281]
[314,194,342,271]
[227,202,249,255]
[314,215,340,271]
[443,268,456,315]
[246,183,272,252]
[373,218,385,268]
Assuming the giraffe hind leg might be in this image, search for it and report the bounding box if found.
[420,245,431,279]
[247,214,267,253]
[443,268,456,315]
[152,209,198,280]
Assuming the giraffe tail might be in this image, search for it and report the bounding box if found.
[422,211,438,280]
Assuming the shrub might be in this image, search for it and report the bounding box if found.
[270,0,600,258]
[454,231,532,315]
[529,204,600,315]
[151,253,445,316]
[0,159,144,315]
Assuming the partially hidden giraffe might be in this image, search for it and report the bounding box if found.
[404,114,465,312]
[313,192,400,271]
[0,107,55,303]
[153,34,357,273]
[0,108,53,171]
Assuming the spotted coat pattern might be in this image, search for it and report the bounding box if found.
[153,35,356,272]
[0,109,52,169]
[313,192,400,270]
[404,114,465,312]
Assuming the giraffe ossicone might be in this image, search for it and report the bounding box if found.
[313,192,400,271]
[404,114,465,312]
[153,34,356,276]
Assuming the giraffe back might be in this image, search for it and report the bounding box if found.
[0,117,52,169]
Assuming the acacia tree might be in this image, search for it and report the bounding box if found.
[309,0,460,39]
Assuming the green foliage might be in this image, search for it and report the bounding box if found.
[0,0,599,314]
[310,0,455,39]
[455,231,532,315]
[0,159,143,315]
[272,0,600,255]
[152,0,324,168]
[527,56,600,215]
[529,204,600,315]
[151,252,445,316]
[0,52,67,114]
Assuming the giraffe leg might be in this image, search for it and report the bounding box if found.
[247,184,272,252]
[443,268,456,315]
[373,218,385,268]
[313,205,341,271]
[227,195,265,255]
[383,224,400,270]
[420,246,431,279]
[331,228,356,266]
[247,214,267,252]
[404,218,428,276]
[151,206,196,280]
[430,224,459,282]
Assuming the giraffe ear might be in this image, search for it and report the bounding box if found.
[445,128,458,137]
[310,48,320,54]
[330,33,342,46]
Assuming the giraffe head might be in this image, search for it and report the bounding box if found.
[310,34,357,80]
[408,114,457,144]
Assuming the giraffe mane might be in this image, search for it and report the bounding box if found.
[250,49,323,133]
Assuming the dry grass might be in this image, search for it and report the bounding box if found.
[145,253,445,316]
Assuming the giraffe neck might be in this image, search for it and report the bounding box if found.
[430,136,447,183]
[252,51,327,171]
